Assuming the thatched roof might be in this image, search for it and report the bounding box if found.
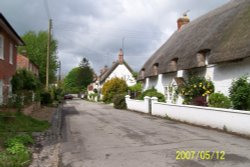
[99,61,133,84]
[139,0,250,80]
[99,60,133,83]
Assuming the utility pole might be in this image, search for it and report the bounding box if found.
[46,19,52,90]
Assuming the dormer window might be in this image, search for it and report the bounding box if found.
[169,58,178,71]
[197,49,210,66]
[140,68,145,78]
[153,63,159,75]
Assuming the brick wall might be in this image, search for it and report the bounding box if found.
[17,54,39,77]
[16,54,29,70]
[0,29,18,104]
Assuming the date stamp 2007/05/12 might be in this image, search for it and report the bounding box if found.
[176,150,225,160]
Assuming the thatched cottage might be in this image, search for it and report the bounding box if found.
[138,0,250,103]
[87,49,136,98]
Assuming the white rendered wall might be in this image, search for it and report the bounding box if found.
[212,57,250,96]
[125,95,149,113]
[106,64,136,86]
[147,76,158,89]
[155,74,165,94]
[151,101,250,136]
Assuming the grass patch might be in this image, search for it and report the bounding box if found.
[0,112,50,133]
[0,111,50,167]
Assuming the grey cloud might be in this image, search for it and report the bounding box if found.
[0,0,230,75]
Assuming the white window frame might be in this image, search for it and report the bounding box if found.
[0,80,3,105]
[0,34,4,60]
[9,43,13,64]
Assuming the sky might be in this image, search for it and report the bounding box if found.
[0,0,230,76]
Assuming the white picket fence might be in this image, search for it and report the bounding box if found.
[125,95,250,136]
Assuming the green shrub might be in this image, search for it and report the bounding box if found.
[40,92,52,105]
[128,82,142,99]
[102,77,128,103]
[5,134,34,148]
[0,149,30,167]
[6,142,27,155]
[208,93,231,109]
[113,94,127,109]
[229,76,250,110]
[0,134,32,167]
[139,88,165,102]
[11,69,41,93]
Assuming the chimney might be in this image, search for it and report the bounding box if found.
[118,49,124,64]
[100,69,104,75]
[177,13,190,30]
[103,65,108,73]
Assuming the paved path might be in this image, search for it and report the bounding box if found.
[59,100,250,167]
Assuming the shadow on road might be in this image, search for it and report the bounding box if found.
[61,106,79,142]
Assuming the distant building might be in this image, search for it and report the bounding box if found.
[88,49,136,99]
[138,0,250,104]
[99,49,136,87]
[0,13,24,105]
[17,54,39,77]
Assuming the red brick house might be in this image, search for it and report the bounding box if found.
[0,13,24,105]
[17,54,39,77]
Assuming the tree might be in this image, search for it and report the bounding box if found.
[79,57,90,67]
[12,69,41,93]
[18,31,58,85]
[77,58,94,89]
[63,67,80,93]
[102,77,128,103]
[63,58,94,93]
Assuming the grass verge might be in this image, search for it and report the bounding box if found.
[0,111,50,167]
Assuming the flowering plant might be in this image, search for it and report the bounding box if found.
[176,76,214,105]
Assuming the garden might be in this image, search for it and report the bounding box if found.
[0,69,63,167]
[176,75,250,110]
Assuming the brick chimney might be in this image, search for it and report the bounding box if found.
[177,14,190,30]
[118,49,124,64]
[103,65,108,73]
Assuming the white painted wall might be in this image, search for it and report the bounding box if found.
[152,101,250,136]
[105,64,136,86]
[212,57,250,96]
[147,76,158,90]
[155,74,164,94]
[125,95,150,114]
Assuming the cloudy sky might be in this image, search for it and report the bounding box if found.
[0,0,230,76]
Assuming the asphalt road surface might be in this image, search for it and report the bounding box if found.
[59,99,250,167]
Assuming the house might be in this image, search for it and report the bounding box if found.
[99,49,136,87]
[138,0,250,104]
[17,54,39,77]
[88,49,136,97]
[0,13,24,105]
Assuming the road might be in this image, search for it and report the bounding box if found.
[59,100,250,167]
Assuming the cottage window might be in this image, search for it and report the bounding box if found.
[9,43,13,64]
[153,63,159,75]
[169,58,178,71]
[140,69,145,78]
[0,34,4,60]
[197,49,210,66]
